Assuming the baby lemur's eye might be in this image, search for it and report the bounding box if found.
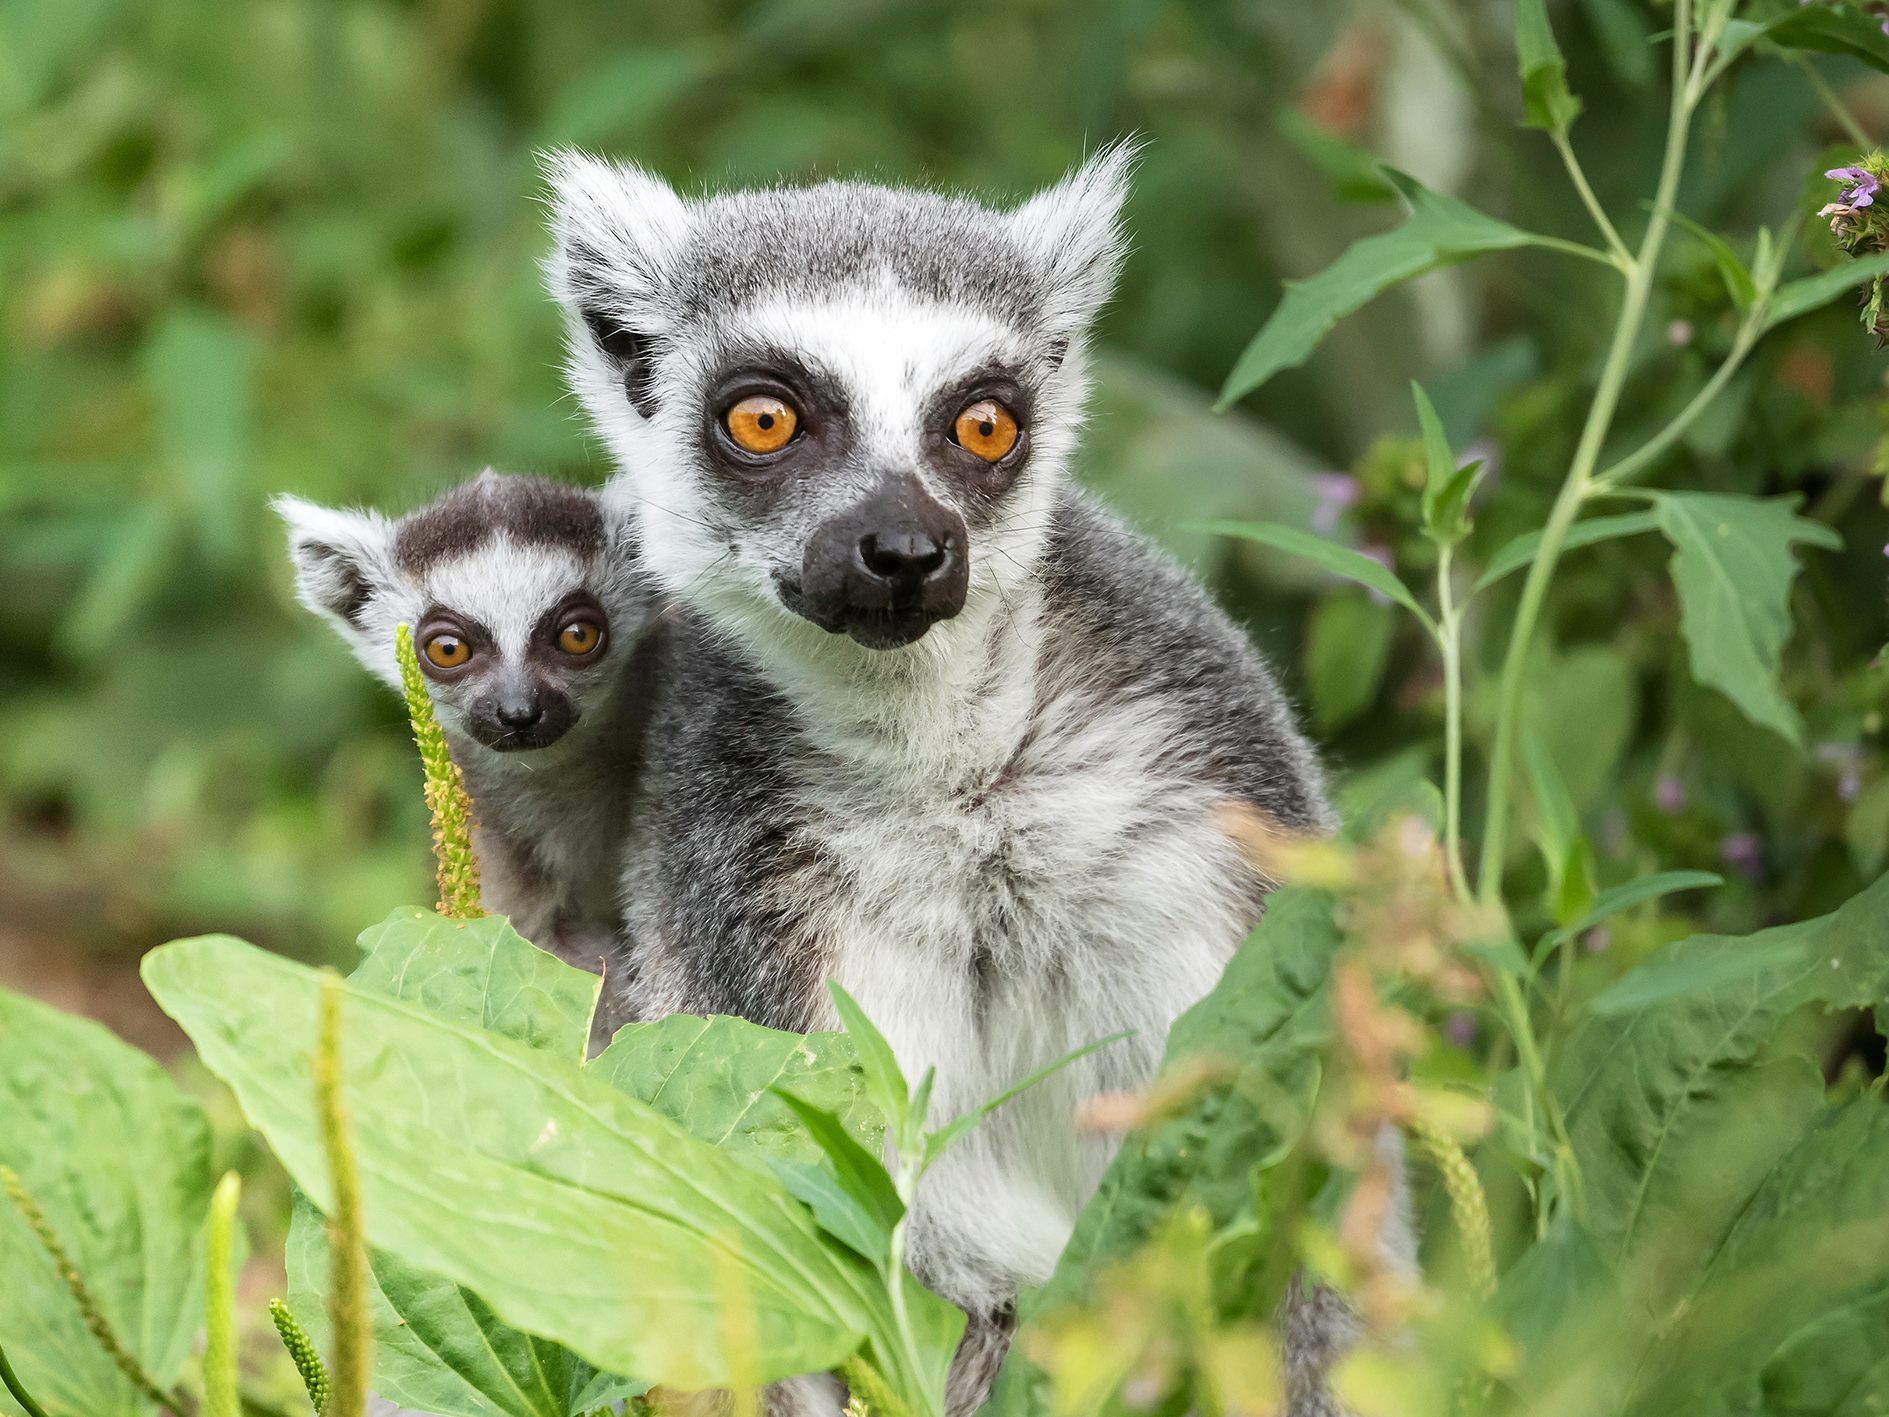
[952,399,1020,462]
[424,633,471,669]
[725,395,798,455]
[556,619,605,657]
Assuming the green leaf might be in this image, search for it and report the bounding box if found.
[1218,171,1547,406]
[1413,381,1485,544]
[1757,2,1889,73]
[1751,1281,1889,1417]
[1274,110,1398,203]
[1766,250,1889,329]
[826,982,912,1154]
[143,935,958,1394]
[1516,0,1583,133]
[1473,510,1659,592]
[1522,729,1595,926]
[922,1032,1132,1169]
[1581,0,1655,87]
[1554,872,1889,1274]
[1538,869,1723,959]
[0,988,212,1417]
[286,1195,630,1417]
[353,908,601,1063]
[1651,492,1842,744]
[1036,888,1341,1312]
[1304,592,1395,734]
[1670,209,1757,311]
[768,1090,904,1263]
[1189,520,1433,632]
[592,1014,877,1167]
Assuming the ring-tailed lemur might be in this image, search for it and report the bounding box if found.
[278,471,659,991]
[546,148,1396,1412]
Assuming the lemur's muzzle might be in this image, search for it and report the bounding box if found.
[794,474,969,649]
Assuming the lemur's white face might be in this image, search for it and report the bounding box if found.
[545,147,1132,663]
[278,474,655,755]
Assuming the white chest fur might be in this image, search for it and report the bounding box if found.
[795,669,1260,1311]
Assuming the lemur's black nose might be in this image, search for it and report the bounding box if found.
[496,697,544,730]
[856,530,952,593]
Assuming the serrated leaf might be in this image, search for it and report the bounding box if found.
[1555,872,1889,1276]
[1651,493,1841,744]
[1190,520,1433,631]
[0,989,213,1417]
[143,934,959,1394]
[1036,888,1341,1312]
[1516,0,1583,133]
[1767,250,1889,329]
[1219,171,1546,406]
[1473,510,1659,592]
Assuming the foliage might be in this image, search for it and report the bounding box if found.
[6,1,1889,1415]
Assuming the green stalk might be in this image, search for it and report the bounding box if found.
[0,1343,52,1417]
[202,1172,244,1417]
[315,972,371,1417]
[1436,546,1472,901]
[1551,129,1631,268]
[1476,0,1701,906]
[1589,317,1760,490]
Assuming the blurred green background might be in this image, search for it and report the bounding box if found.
[4,0,1888,1054]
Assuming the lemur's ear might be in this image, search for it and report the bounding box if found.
[542,150,691,417]
[274,495,397,633]
[1009,139,1139,348]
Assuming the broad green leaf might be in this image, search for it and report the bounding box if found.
[289,911,631,1416]
[1537,869,1722,959]
[1670,210,1757,311]
[286,1195,638,1417]
[1472,510,1659,592]
[1036,888,1341,1313]
[769,1090,904,1263]
[1189,520,1433,631]
[143,935,962,1394]
[1219,171,1546,406]
[592,1014,876,1166]
[0,989,213,1417]
[1413,381,1484,544]
[353,908,600,1063]
[1555,871,1889,1273]
[1516,0,1582,133]
[1766,250,1889,329]
[1623,1099,1889,1416]
[1651,492,1841,744]
[1304,593,1395,735]
[1751,1280,1889,1416]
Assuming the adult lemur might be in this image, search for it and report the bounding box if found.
[546,146,1381,1413]
[279,472,657,989]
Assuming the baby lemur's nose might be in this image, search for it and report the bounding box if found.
[856,529,953,592]
[496,697,544,729]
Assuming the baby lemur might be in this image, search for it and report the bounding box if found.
[278,471,658,987]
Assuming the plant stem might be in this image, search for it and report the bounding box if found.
[203,1172,244,1417]
[1436,547,1471,901]
[315,973,371,1417]
[1551,129,1631,267]
[1794,55,1872,149]
[1477,0,1700,906]
[0,1343,52,1417]
[1589,322,1759,490]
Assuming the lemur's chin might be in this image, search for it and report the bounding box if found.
[840,610,943,650]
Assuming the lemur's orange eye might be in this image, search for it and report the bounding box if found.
[557,619,604,656]
[423,633,471,669]
[953,399,1019,462]
[725,395,798,455]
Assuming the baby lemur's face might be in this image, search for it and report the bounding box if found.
[546,146,1133,656]
[278,473,653,754]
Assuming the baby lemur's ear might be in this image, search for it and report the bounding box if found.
[541,150,691,417]
[1008,139,1139,347]
[274,495,398,633]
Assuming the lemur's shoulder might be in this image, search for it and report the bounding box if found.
[1037,487,1335,835]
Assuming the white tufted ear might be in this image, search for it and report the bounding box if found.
[1008,139,1139,342]
[542,150,692,335]
[274,494,398,642]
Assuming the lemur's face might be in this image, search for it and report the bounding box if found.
[546,147,1132,656]
[278,473,655,755]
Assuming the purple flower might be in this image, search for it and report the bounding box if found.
[1444,1011,1477,1047]
[1720,832,1764,882]
[1654,775,1687,815]
[1310,472,1361,534]
[1826,166,1880,208]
